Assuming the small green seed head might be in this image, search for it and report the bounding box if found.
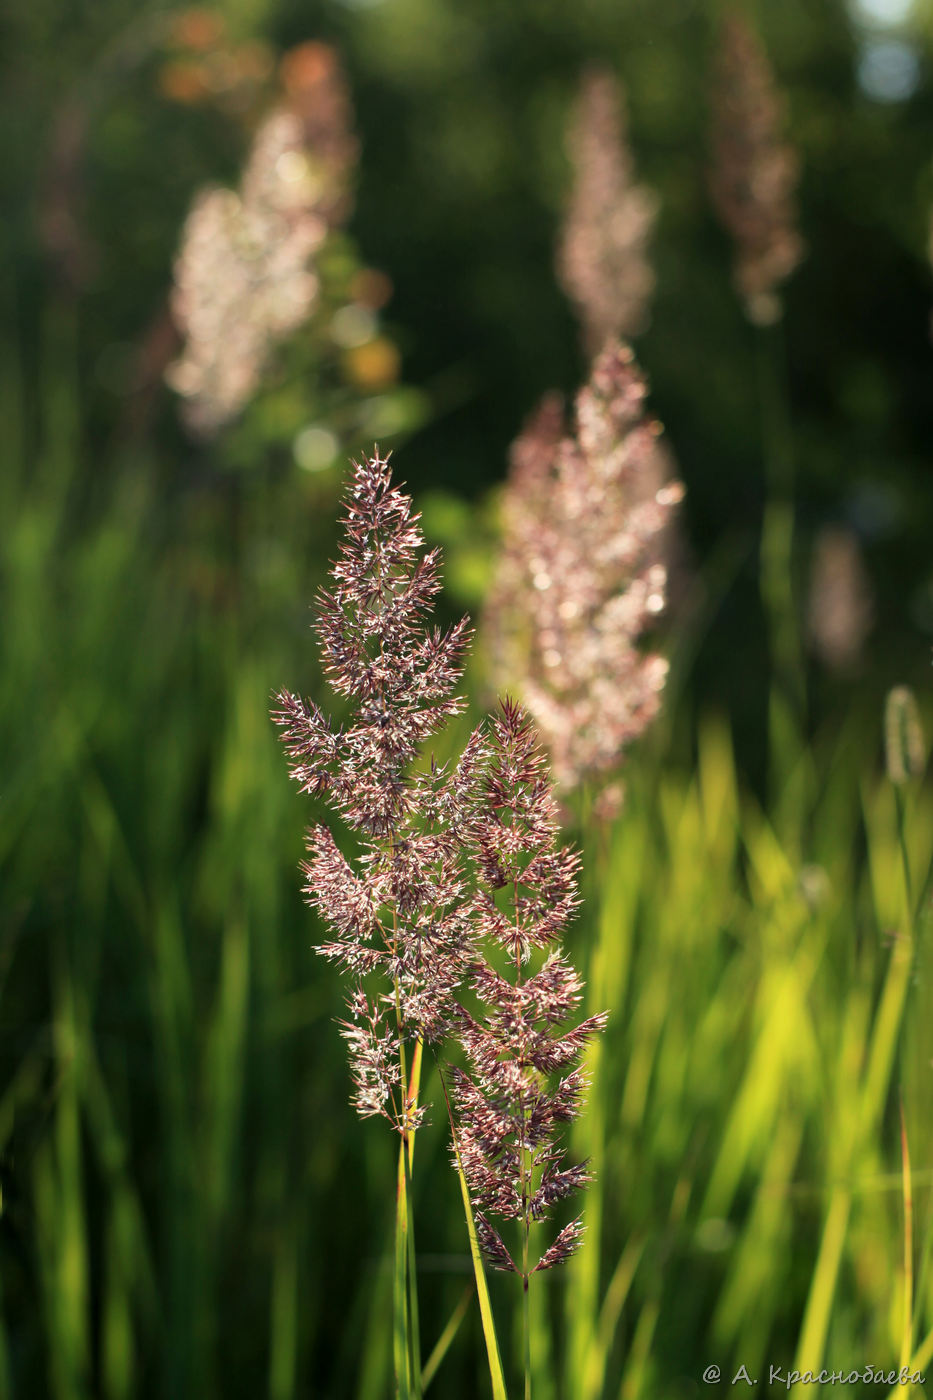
[884,686,925,786]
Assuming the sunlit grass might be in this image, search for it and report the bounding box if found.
[1,331,930,1398]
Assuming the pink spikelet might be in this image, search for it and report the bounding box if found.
[485,341,683,817]
[273,453,486,1130]
[558,67,658,351]
[451,699,607,1274]
[807,525,874,673]
[168,48,357,434]
[708,13,804,327]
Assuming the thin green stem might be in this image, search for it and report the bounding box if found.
[522,1273,531,1400]
[393,962,421,1399]
[394,1136,412,1400]
[894,785,914,925]
[755,320,809,859]
[389,810,422,1399]
[513,867,532,1400]
[436,1059,509,1400]
[900,1100,913,1372]
[404,1041,423,1400]
[421,1284,473,1391]
[755,321,805,752]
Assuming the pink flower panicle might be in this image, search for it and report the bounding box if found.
[452,699,607,1274]
[168,47,356,434]
[275,457,605,1260]
[274,453,486,1130]
[807,525,874,672]
[485,341,683,814]
[708,13,804,326]
[558,67,658,351]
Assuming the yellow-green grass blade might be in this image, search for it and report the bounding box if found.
[401,1139,422,1399]
[355,1255,393,1400]
[439,1067,508,1400]
[901,1102,914,1373]
[452,1155,509,1400]
[404,1039,424,1397]
[422,1285,473,1391]
[395,1138,413,1400]
[580,1236,645,1400]
[794,1187,851,1372]
[618,1295,660,1400]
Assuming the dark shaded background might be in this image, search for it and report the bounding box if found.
[3,0,933,723]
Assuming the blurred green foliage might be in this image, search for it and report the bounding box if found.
[3,0,933,1395]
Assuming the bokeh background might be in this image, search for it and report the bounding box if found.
[4,0,933,1396]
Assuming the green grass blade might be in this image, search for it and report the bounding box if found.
[794,1187,851,1371]
[354,1255,393,1400]
[404,1041,424,1399]
[582,1236,645,1399]
[422,1285,473,1391]
[453,1158,509,1400]
[268,1222,299,1400]
[901,1101,913,1372]
[438,1066,508,1400]
[401,1139,422,1399]
[395,1142,413,1400]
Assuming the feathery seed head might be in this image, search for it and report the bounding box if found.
[807,525,874,672]
[558,68,658,350]
[485,341,683,812]
[452,700,606,1274]
[708,13,804,326]
[274,453,485,1131]
[168,49,356,434]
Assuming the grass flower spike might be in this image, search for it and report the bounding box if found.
[275,452,496,1398]
[807,524,874,673]
[169,46,356,434]
[451,700,606,1400]
[558,67,658,350]
[274,453,484,1131]
[453,699,607,1278]
[275,453,608,1397]
[708,13,803,326]
[486,341,683,816]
